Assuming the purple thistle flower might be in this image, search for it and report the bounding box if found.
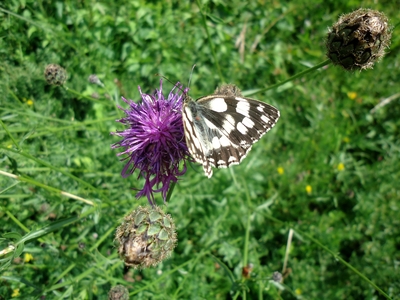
[111,80,189,205]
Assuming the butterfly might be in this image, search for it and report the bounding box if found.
[182,84,280,178]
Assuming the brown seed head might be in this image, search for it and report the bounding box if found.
[214,83,243,97]
[44,64,67,85]
[326,8,392,71]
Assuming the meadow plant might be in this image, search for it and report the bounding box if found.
[44,64,67,86]
[109,8,394,280]
[111,8,393,206]
[108,285,129,300]
[111,81,189,206]
[326,8,392,70]
[114,206,177,268]
[0,2,397,299]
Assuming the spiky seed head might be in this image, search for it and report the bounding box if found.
[326,8,392,71]
[44,64,67,85]
[108,285,129,300]
[214,83,243,97]
[115,206,177,269]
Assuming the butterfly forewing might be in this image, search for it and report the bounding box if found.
[183,94,280,178]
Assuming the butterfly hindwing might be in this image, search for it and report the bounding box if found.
[183,93,280,178]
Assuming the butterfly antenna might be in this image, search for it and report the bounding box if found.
[155,73,175,86]
[188,64,196,90]
[155,73,185,95]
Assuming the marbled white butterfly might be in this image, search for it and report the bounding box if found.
[182,84,280,178]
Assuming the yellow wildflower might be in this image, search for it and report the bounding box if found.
[337,163,345,171]
[347,92,357,100]
[305,185,312,194]
[277,167,284,175]
[343,137,350,143]
[24,253,33,263]
[26,99,34,106]
[295,288,302,295]
[12,289,20,297]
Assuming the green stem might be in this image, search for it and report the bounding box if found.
[241,181,252,300]
[63,86,111,105]
[6,87,25,108]
[0,119,21,151]
[260,214,390,299]
[297,229,391,300]
[1,146,102,194]
[196,0,224,82]
[63,85,122,117]
[0,170,94,206]
[165,181,176,203]
[244,59,331,97]
[243,182,251,269]
[5,210,30,233]
[131,253,203,296]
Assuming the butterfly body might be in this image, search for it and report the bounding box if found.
[182,90,280,178]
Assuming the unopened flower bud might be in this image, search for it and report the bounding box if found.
[115,206,177,268]
[108,285,129,300]
[88,74,104,87]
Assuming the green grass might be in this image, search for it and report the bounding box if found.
[1,0,400,299]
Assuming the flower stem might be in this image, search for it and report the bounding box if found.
[0,119,21,151]
[0,170,94,205]
[166,181,176,203]
[244,59,331,97]
[1,146,103,194]
[63,85,111,105]
[196,0,224,83]
[297,228,391,300]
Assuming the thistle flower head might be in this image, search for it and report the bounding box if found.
[115,206,177,269]
[326,8,392,71]
[112,80,189,205]
[44,64,67,85]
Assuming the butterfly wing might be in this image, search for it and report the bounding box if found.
[183,95,280,178]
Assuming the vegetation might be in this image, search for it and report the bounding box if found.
[1,0,399,299]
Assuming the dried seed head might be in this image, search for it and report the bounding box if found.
[214,83,243,97]
[44,64,67,85]
[326,8,392,71]
[115,206,177,268]
[108,285,129,300]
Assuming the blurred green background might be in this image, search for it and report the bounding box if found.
[1,0,399,299]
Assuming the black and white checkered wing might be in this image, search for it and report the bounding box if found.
[183,95,280,178]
